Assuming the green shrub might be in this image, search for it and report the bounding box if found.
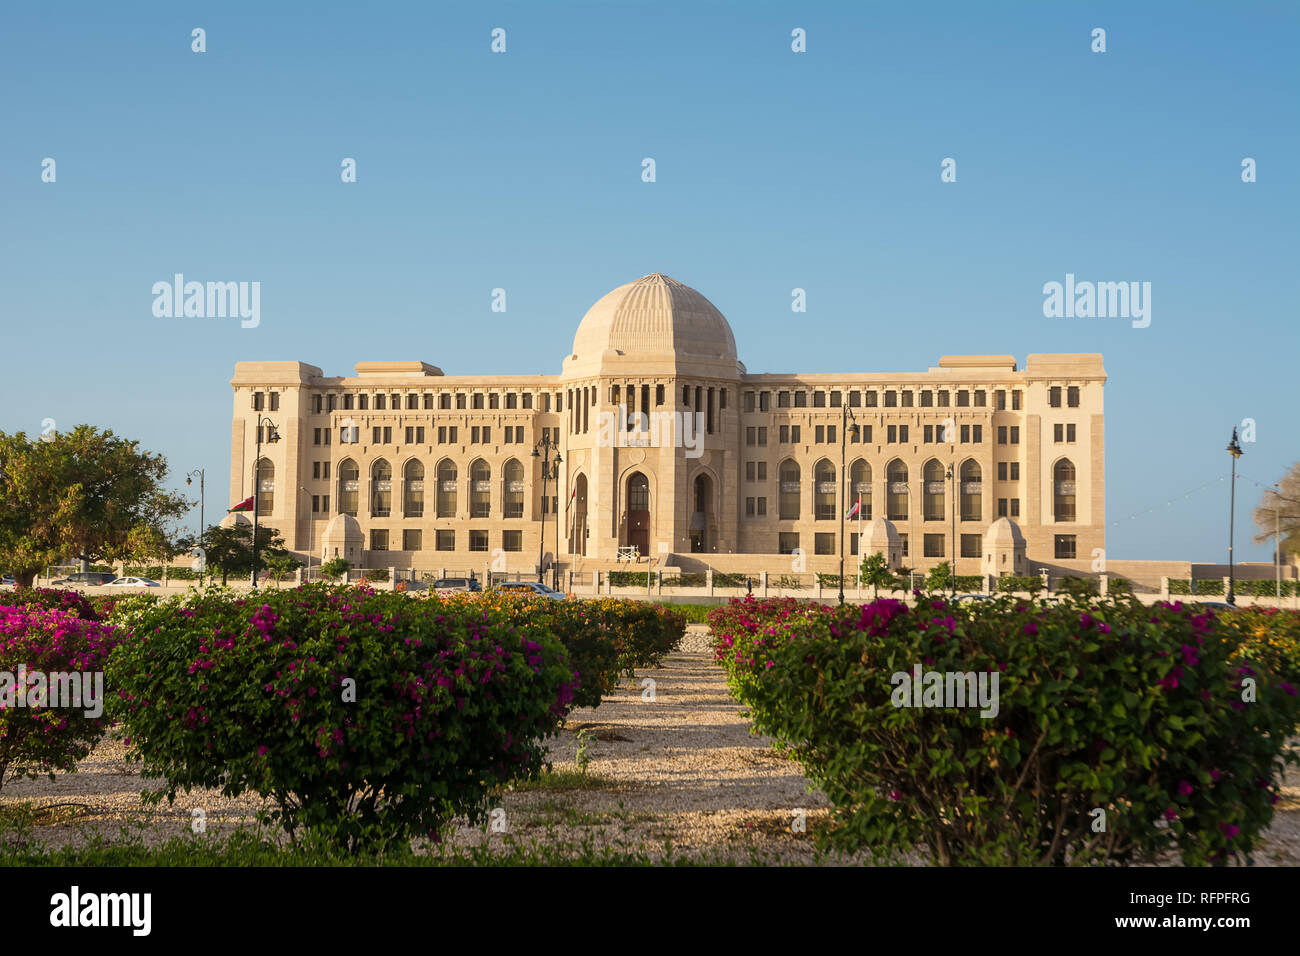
[107,585,578,850]
[123,566,165,579]
[1058,576,1099,598]
[1240,579,1297,598]
[608,570,655,587]
[771,575,808,590]
[1106,576,1133,595]
[661,572,705,588]
[713,572,748,588]
[996,575,1044,595]
[716,595,1300,866]
[0,606,120,791]
[319,558,351,581]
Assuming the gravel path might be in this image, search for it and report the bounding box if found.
[5,624,1298,865]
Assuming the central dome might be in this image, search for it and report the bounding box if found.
[565,273,740,377]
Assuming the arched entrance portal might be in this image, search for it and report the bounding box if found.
[690,473,713,552]
[626,472,650,557]
[571,474,589,555]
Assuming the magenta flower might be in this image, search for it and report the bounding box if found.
[1178,780,1193,796]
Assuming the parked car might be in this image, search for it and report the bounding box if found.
[494,581,566,600]
[1191,600,1234,610]
[432,577,482,594]
[0,573,14,586]
[105,576,161,587]
[954,593,995,604]
[50,571,117,587]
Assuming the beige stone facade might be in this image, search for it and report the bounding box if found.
[229,273,1107,579]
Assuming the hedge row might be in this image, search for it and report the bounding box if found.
[708,594,1300,866]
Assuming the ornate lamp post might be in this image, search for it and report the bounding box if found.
[838,403,859,604]
[185,468,205,586]
[251,416,279,589]
[1226,427,1243,606]
[533,431,562,587]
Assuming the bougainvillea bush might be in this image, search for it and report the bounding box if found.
[711,594,1300,866]
[106,584,578,850]
[435,593,685,709]
[0,606,120,791]
[5,586,100,622]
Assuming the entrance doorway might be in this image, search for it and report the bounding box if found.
[626,472,650,557]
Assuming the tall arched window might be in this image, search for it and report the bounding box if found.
[923,459,946,521]
[470,459,491,518]
[814,459,836,520]
[850,459,872,519]
[960,460,981,522]
[778,460,801,520]
[403,460,424,518]
[255,459,275,516]
[436,459,457,517]
[371,459,392,517]
[338,459,359,516]
[887,459,908,521]
[1054,459,1076,522]
[503,458,524,518]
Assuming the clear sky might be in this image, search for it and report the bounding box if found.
[1,1,1296,562]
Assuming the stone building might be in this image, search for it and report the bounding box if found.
[228,273,1106,579]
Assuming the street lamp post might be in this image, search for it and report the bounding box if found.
[837,403,858,605]
[951,463,961,598]
[185,469,205,587]
[533,431,562,587]
[251,416,280,590]
[300,486,313,584]
[1226,427,1243,606]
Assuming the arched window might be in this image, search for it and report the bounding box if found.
[887,460,908,521]
[960,460,981,522]
[923,459,946,521]
[403,460,424,518]
[436,459,457,517]
[470,459,491,518]
[255,459,275,516]
[1054,459,1076,522]
[503,458,524,518]
[371,459,392,517]
[338,459,359,516]
[778,460,801,520]
[814,459,836,520]
[628,472,650,510]
[850,459,872,520]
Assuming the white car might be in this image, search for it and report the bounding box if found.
[106,576,161,587]
[494,581,566,600]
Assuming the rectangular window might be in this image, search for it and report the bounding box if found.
[957,390,970,407]
[746,497,755,517]
[311,495,320,513]
[995,390,1006,411]
[794,391,807,408]
[961,534,982,558]
[375,394,386,410]
[759,391,771,411]
[815,425,824,443]
[815,533,835,555]
[972,425,982,443]
[757,497,767,516]
[791,425,801,443]
[471,426,480,443]
[901,391,913,407]
[923,534,945,558]
[323,462,330,479]
[936,390,949,407]
[483,427,491,443]
[830,390,841,407]
[449,426,458,443]
[813,390,826,408]
[758,427,767,446]
[324,429,331,445]
[253,391,264,411]
[1010,426,1020,444]
[313,428,321,446]
[998,462,1007,481]
[1049,386,1062,408]
[436,530,455,551]
[973,390,986,407]
[860,424,871,443]
[359,394,369,410]
[1055,535,1077,559]
[322,494,329,512]
[848,390,861,407]
[899,424,908,443]
[920,390,933,407]
[403,529,422,552]
[746,461,756,481]
[744,391,756,413]
[998,426,1007,445]
[884,390,897,407]
[780,425,789,443]
[827,425,836,443]
[746,426,756,446]
[1054,423,1064,443]
[1010,462,1019,480]
[370,529,389,552]
[269,392,280,411]
[312,394,322,414]
[423,393,434,410]
[1066,423,1076,442]
[1012,390,1022,410]
[864,390,878,407]
[313,461,321,479]
[778,532,800,555]
[1068,386,1080,408]
[998,498,1008,517]
[469,530,489,552]
[961,424,971,443]
[373,426,382,444]
[503,530,522,552]
[924,425,934,443]
[888,425,897,443]
[900,533,909,558]
[1010,498,1020,517]
[777,390,790,408]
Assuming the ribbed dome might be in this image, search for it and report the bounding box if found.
[984,517,1027,548]
[570,274,738,365]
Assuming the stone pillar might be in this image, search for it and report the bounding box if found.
[761,570,768,598]
[1160,576,1169,600]
[1039,570,1050,594]
[1099,573,1108,597]
[706,569,714,596]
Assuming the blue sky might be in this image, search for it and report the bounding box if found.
[1,1,1296,562]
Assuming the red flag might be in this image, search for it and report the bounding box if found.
[845,498,861,520]
[228,496,254,512]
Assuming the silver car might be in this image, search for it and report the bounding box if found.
[494,581,566,600]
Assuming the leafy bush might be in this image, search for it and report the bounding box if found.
[713,572,748,588]
[107,584,578,850]
[166,567,200,580]
[996,575,1044,595]
[123,566,165,579]
[771,575,809,590]
[661,572,706,588]
[715,594,1300,866]
[608,571,655,588]
[6,587,99,621]
[1106,576,1133,595]
[654,602,716,623]
[319,558,351,581]
[1058,576,1099,598]
[0,606,121,791]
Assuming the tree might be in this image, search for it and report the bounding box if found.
[1252,463,1300,561]
[320,557,351,581]
[201,522,290,586]
[0,426,190,586]
[262,551,303,588]
[859,551,895,599]
[924,561,954,593]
